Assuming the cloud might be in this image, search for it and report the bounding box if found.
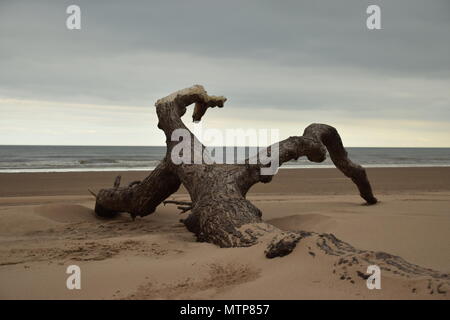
[0,0,449,146]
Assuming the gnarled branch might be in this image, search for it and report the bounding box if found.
[93,85,377,257]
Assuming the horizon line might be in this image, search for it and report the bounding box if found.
[1,144,450,149]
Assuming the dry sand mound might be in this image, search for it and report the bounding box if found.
[34,204,97,223]
[1,175,449,299]
[268,214,336,233]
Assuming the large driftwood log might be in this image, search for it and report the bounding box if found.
[93,85,377,257]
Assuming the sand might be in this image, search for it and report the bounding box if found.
[0,167,449,300]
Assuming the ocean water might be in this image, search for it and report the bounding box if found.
[0,145,450,173]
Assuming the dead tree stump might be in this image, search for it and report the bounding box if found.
[93,85,377,258]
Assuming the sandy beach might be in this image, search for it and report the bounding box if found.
[0,167,449,299]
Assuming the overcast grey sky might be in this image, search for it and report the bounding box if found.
[1,0,449,146]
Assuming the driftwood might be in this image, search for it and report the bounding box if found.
[93,85,377,258]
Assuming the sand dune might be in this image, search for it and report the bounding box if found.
[34,204,97,223]
[268,214,336,233]
[0,168,449,299]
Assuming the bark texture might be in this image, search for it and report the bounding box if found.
[93,85,378,257]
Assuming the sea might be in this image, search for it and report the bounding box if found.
[0,145,450,173]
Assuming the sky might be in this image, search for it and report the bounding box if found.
[0,0,449,147]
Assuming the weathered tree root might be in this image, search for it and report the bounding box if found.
[265,232,305,258]
[293,232,449,296]
[94,160,181,219]
[92,85,378,258]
